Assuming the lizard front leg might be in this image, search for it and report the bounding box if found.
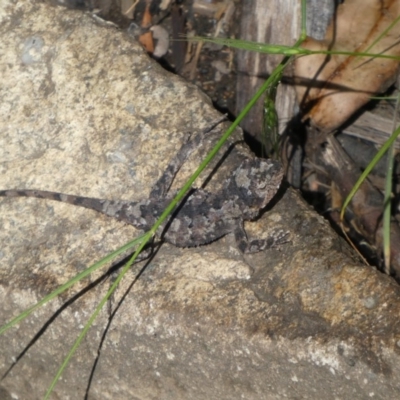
[149,115,227,199]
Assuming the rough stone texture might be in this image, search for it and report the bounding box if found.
[1,1,400,400]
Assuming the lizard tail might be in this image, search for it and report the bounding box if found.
[0,189,130,220]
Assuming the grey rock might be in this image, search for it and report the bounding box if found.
[1,1,400,400]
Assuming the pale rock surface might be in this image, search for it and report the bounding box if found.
[1,2,400,400]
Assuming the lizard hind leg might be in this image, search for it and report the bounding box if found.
[149,114,228,200]
[234,223,290,253]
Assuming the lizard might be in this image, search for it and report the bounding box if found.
[0,116,285,253]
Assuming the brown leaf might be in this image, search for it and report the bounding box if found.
[295,0,400,132]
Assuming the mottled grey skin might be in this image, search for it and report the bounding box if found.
[0,118,285,253]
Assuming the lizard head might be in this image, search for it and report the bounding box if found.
[228,158,284,218]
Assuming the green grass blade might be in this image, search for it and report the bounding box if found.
[299,0,307,42]
[189,37,309,55]
[0,234,146,335]
[383,138,395,273]
[382,89,400,272]
[263,86,280,156]
[189,36,400,61]
[340,125,400,220]
[44,232,152,399]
